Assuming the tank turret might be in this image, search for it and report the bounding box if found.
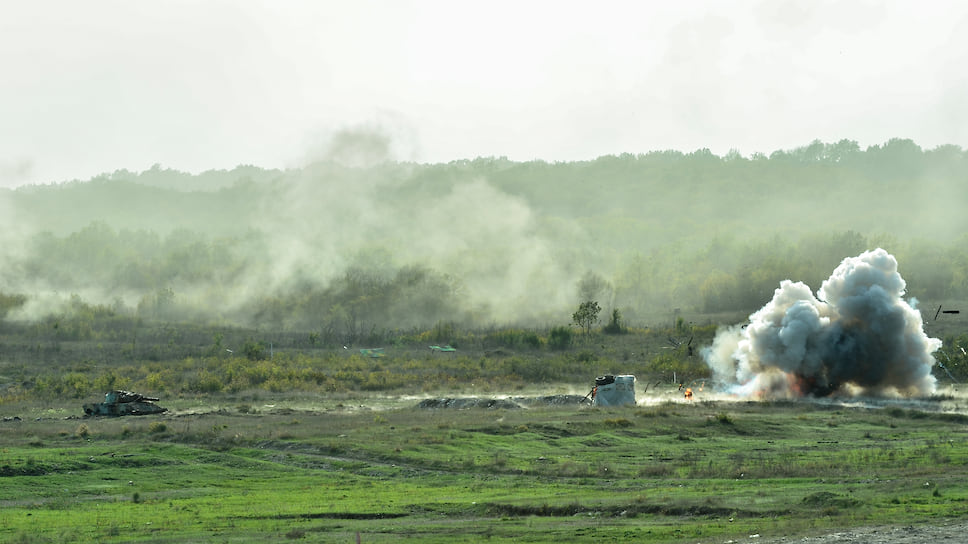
[83,390,167,416]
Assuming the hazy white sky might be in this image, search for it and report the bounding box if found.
[2,0,967,186]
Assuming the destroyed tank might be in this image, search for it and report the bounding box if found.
[83,390,168,416]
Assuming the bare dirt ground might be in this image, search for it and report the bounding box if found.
[749,521,968,543]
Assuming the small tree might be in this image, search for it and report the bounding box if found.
[603,308,626,335]
[572,301,601,335]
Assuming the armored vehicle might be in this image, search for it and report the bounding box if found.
[83,390,167,416]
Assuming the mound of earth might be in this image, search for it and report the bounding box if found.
[416,395,588,410]
[416,398,521,409]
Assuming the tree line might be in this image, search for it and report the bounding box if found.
[1,138,965,334]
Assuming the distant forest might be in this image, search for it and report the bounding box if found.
[1,138,966,339]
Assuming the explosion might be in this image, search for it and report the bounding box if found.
[702,248,941,398]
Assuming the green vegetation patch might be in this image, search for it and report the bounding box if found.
[3,396,968,542]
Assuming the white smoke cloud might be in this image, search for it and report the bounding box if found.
[702,248,941,398]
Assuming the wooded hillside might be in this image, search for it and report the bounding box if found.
[1,138,965,335]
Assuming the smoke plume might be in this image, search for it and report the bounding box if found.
[702,248,941,398]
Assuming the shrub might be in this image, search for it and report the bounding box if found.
[242,340,269,361]
[574,350,595,363]
[75,423,91,438]
[149,421,168,434]
[603,309,626,335]
[548,326,572,350]
[485,329,542,349]
[603,418,633,428]
[432,321,458,343]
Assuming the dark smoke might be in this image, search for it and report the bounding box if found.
[702,248,941,398]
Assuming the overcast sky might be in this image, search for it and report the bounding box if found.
[2,0,967,187]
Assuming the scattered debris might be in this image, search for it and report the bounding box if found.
[416,398,520,410]
[935,304,961,320]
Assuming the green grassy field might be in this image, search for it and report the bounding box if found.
[2,313,967,542]
[3,386,968,543]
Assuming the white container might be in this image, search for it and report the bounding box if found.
[593,375,636,406]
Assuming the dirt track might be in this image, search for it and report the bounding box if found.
[750,521,968,543]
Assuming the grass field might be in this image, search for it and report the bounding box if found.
[3,384,968,543]
[2,308,966,542]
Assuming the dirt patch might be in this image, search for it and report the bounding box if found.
[752,521,968,543]
[513,394,588,405]
[416,395,588,409]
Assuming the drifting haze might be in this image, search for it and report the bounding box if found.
[243,131,575,324]
[702,249,942,398]
[1,137,966,336]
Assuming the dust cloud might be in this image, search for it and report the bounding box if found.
[702,249,941,398]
